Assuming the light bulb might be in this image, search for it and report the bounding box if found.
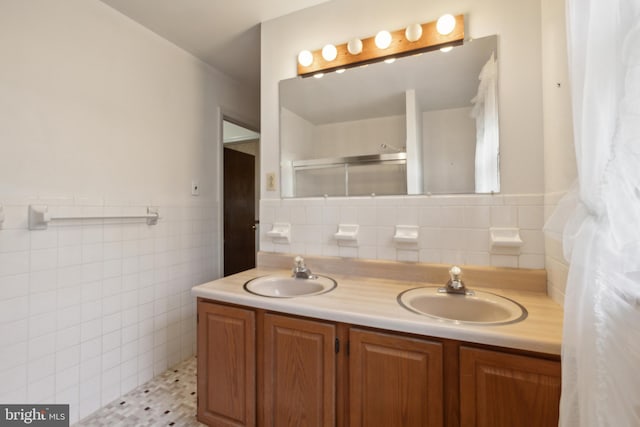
[436,14,456,35]
[313,73,324,79]
[322,44,337,61]
[440,46,453,53]
[297,50,313,67]
[405,23,423,42]
[335,68,346,74]
[347,38,363,55]
[375,30,392,49]
[384,58,396,64]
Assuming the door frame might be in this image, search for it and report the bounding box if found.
[217,108,260,277]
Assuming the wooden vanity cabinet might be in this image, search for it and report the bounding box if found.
[349,328,444,427]
[459,346,561,427]
[197,299,560,427]
[262,313,337,427]
[197,301,256,427]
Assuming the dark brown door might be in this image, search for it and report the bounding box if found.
[224,147,256,276]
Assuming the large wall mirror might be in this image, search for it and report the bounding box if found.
[279,35,500,198]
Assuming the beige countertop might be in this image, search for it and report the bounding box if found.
[191,255,564,355]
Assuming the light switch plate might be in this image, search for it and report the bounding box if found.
[266,173,277,191]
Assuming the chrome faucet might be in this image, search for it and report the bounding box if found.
[442,265,469,295]
[292,256,316,279]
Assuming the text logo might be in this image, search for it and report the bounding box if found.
[1,405,69,426]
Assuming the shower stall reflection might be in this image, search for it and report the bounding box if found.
[291,153,407,197]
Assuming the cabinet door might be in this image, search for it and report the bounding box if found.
[460,346,561,427]
[349,328,444,427]
[263,313,336,427]
[197,301,256,427]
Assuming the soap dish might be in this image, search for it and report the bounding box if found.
[393,225,419,244]
[267,223,291,243]
[490,227,523,255]
[334,224,359,244]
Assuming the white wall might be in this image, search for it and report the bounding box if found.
[280,112,406,161]
[541,0,576,304]
[422,107,476,194]
[280,108,316,160]
[406,90,424,194]
[312,115,406,158]
[0,0,258,423]
[260,0,545,267]
[280,107,315,196]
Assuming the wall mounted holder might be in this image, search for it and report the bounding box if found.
[490,227,524,255]
[28,205,51,230]
[266,223,291,243]
[393,225,419,245]
[28,205,160,230]
[334,224,359,245]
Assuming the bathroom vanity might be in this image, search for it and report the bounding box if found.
[191,253,563,427]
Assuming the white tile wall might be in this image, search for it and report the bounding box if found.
[261,194,545,269]
[0,197,218,424]
[544,191,569,305]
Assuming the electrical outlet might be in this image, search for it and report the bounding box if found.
[266,172,277,191]
[191,180,200,196]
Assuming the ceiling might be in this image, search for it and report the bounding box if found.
[99,0,330,91]
[223,120,260,143]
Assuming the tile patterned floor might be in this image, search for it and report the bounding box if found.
[76,357,205,427]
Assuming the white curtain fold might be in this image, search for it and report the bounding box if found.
[471,52,500,193]
[545,0,640,425]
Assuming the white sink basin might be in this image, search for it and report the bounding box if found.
[243,275,337,298]
[398,287,527,325]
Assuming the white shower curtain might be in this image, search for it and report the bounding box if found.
[549,0,640,425]
[471,53,500,193]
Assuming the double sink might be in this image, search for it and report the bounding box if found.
[243,260,528,326]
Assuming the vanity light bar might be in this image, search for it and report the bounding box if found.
[297,14,465,77]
